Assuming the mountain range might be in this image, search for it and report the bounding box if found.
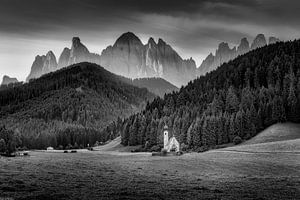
[197,34,280,76]
[26,32,196,87]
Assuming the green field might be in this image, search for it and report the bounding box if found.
[0,123,299,200]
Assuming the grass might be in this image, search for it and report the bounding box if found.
[244,123,300,145]
[0,123,299,200]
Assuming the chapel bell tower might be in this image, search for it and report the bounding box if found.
[163,124,169,149]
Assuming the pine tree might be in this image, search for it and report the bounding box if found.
[226,86,239,114]
[186,121,195,148]
[287,69,298,121]
[192,118,202,148]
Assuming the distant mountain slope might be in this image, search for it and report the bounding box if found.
[26,32,196,87]
[105,40,300,150]
[1,75,18,85]
[130,77,178,97]
[0,62,155,149]
[197,34,280,76]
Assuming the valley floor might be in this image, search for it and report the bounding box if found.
[0,123,300,200]
[0,149,299,200]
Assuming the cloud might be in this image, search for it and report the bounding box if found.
[0,0,300,81]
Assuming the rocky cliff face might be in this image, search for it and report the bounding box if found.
[197,42,236,75]
[100,32,196,86]
[251,34,267,50]
[26,52,58,82]
[197,34,279,76]
[27,33,195,86]
[237,38,250,56]
[1,75,18,85]
[269,37,280,44]
[58,48,71,68]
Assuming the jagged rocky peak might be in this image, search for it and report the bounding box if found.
[1,75,18,85]
[69,37,91,65]
[237,37,250,55]
[26,51,58,82]
[251,34,267,49]
[58,47,71,68]
[26,55,46,82]
[269,36,280,44]
[218,42,230,51]
[43,51,58,72]
[114,32,143,47]
[99,32,197,86]
[185,57,197,68]
[71,37,89,53]
[158,38,168,47]
[147,37,157,47]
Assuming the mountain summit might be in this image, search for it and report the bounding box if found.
[197,34,280,76]
[100,32,196,86]
[26,51,58,82]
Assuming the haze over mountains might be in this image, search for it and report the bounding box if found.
[26,32,196,87]
[197,34,280,76]
[24,32,280,88]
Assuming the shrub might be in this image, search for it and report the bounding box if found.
[58,145,63,150]
[66,144,73,150]
[73,142,79,149]
[150,145,161,152]
[63,150,68,153]
[0,139,6,153]
[94,141,99,147]
[71,150,77,153]
[180,143,188,152]
[233,136,243,145]
[131,147,146,152]
[195,146,209,153]
[161,148,168,155]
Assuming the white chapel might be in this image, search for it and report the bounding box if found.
[163,125,180,152]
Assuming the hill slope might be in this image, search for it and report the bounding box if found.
[130,77,178,97]
[0,62,155,149]
[105,40,300,149]
[244,123,300,145]
[216,123,300,153]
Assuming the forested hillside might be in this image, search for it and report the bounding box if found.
[106,40,300,151]
[0,63,155,149]
[130,78,178,97]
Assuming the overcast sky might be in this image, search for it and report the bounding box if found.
[1,0,300,81]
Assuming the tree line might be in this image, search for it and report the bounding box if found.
[0,63,154,150]
[104,40,300,151]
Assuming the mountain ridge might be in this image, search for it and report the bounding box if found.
[26,32,196,87]
[197,34,281,76]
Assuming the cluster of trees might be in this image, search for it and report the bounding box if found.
[0,126,21,155]
[105,40,300,151]
[0,63,154,149]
